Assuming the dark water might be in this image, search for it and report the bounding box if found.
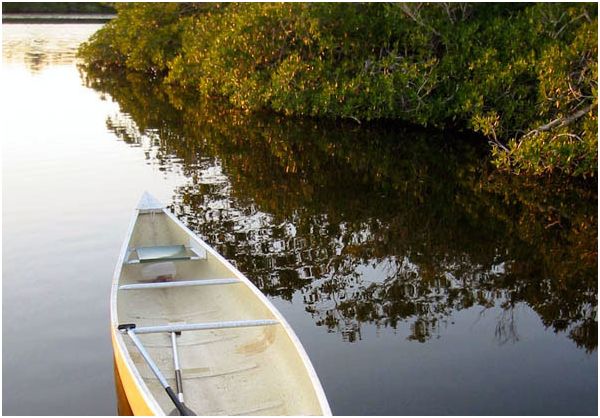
[3,24,598,415]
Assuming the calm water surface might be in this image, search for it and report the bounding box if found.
[2,24,597,415]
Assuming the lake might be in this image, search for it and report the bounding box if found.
[2,23,597,415]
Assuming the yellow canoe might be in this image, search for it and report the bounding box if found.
[111,192,331,416]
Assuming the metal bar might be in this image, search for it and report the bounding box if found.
[126,329,170,388]
[139,209,164,214]
[134,319,279,335]
[119,278,240,291]
[171,332,184,403]
[120,324,194,415]
[171,332,181,371]
[125,256,203,265]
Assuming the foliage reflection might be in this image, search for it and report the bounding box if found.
[82,69,597,352]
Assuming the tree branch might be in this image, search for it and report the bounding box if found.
[524,102,596,137]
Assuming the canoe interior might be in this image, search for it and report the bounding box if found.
[116,211,325,415]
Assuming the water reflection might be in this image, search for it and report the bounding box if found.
[81,70,597,352]
[2,24,102,72]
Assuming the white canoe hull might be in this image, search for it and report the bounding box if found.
[110,193,331,415]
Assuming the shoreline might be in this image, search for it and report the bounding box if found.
[2,13,115,24]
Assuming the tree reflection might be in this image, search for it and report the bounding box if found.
[3,25,100,73]
[80,68,597,352]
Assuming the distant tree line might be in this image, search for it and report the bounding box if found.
[78,3,598,178]
[2,2,115,14]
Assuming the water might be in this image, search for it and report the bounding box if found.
[2,24,187,415]
[2,23,597,415]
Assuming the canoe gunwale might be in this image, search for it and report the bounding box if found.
[111,197,332,416]
[110,205,164,415]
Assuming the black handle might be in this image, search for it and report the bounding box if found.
[117,323,136,331]
[166,386,194,416]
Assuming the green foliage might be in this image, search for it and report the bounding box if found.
[78,2,598,178]
[499,10,598,177]
[79,3,192,74]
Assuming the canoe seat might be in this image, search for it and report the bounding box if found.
[130,319,280,334]
[125,245,203,265]
[119,278,241,290]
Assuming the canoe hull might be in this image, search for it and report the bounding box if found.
[110,194,331,415]
[112,328,154,415]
